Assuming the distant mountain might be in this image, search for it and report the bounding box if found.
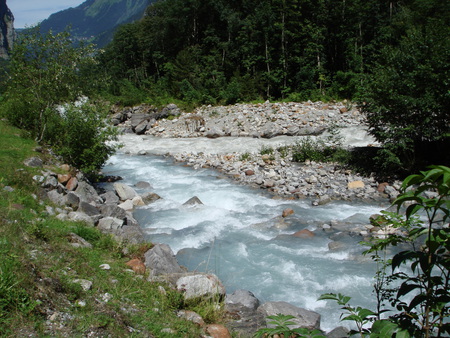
[0,0,15,59]
[39,0,153,47]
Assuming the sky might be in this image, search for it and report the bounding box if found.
[8,0,85,28]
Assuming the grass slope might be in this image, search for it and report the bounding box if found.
[0,120,211,336]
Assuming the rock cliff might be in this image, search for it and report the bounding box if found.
[0,0,14,59]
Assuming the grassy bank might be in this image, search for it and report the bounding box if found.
[0,120,211,336]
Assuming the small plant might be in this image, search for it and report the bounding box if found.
[260,146,274,155]
[254,314,326,338]
[240,152,251,161]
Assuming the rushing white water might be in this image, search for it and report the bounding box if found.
[102,142,388,332]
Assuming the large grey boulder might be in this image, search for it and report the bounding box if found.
[226,289,260,311]
[99,203,127,220]
[144,243,184,279]
[75,182,102,204]
[97,217,124,230]
[257,301,321,331]
[176,273,226,301]
[68,212,95,226]
[113,183,138,201]
[78,201,100,216]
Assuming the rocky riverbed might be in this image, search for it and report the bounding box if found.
[112,101,401,204]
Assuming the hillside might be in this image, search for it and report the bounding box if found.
[39,0,153,47]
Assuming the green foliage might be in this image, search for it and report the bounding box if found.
[259,145,274,156]
[50,100,118,174]
[0,27,118,174]
[321,165,450,337]
[254,314,326,338]
[360,2,450,173]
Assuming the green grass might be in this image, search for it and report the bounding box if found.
[0,120,215,336]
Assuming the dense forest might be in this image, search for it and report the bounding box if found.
[99,0,448,103]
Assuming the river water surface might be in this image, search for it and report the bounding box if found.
[102,133,386,332]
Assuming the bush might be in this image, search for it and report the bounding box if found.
[320,165,450,337]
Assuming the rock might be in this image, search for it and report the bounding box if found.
[347,181,365,189]
[177,310,205,327]
[99,203,126,219]
[126,258,146,274]
[65,192,80,209]
[73,279,92,291]
[206,127,224,138]
[77,201,99,216]
[24,157,43,167]
[327,326,350,337]
[205,324,232,338]
[75,182,102,204]
[47,190,65,206]
[68,232,93,249]
[176,273,226,301]
[318,194,332,205]
[257,301,321,331]
[114,183,138,201]
[132,196,145,206]
[57,174,71,184]
[183,196,203,206]
[118,225,146,244]
[98,217,124,230]
[226,289,260,311]
[144,243,183,278]
[68,212,95,226]
[66,177,78,191]
[135,181,152,189]
[292,229,315,238]
[328,241,345,251]
[141,192,162,204]
[100,191,120,204]
[282,208,294,217]
[135,120,149,134]
[99,264,111,270]
[118,199,134,211]
[245,170,255,176]
[377,182,389,193]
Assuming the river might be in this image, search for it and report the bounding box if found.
[101,132,387,332]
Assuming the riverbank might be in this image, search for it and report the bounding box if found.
[113,101,401,204]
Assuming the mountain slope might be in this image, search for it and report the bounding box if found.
[39,0,153,47]
[0,0,15,58]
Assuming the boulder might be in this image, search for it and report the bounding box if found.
[57,174,71,184]
[24,157,43,167]
[126,258,146,274]
[97,217,124,230]
[77,201,100,216]
[75,182,102,204]
[205,324,232,338]
[225,289,260,311]
[47,190,65,206]
[135,181,152,189]
[114,183,138,201]
[282,208,294,218]
[183,196,203,206]
[99,203,126,219]
[257,301,321,331]
[134,120,149,134]
[327,326,350,338]
[68,232,93,249]
[118,225,146,244]
[100,191,120,204]
[66,177,78,191]
[65,191,80,209]
[347,181,365,189]
[144,243,184,279]
[141,192,162,204]
[118,199,134,211]
[176,273,226,301]
[206,127,223,138]
[68,212,95,226]
[177,310,205,327]
[293,229,315,238]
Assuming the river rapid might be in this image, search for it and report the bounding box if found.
[101,133,388,332]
